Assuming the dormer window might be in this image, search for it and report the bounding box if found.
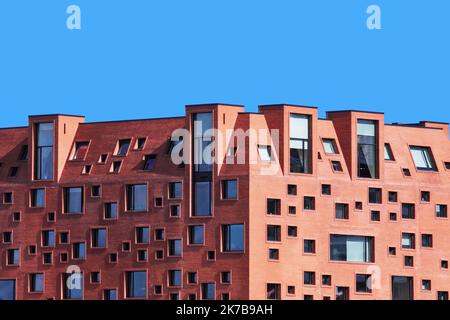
[72,142,90,160]
[143,155,157,171]
[410,146,437,171]
[290,114,311,174]
[135,138,147,150]
[115,139,131,156]
[384,143,395,161]
[322,139,338,154]
[357,120,378,179]
[18,145,28,161]
[34,122,54,180]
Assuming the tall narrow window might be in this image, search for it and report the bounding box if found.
[357,120,378,178]
[192,112,213,217]
[384,143,395,161]
[18,145,28,161]
[34,122,54,180]
[410,146,437,171]
[290,114,311,173]
[31,189,45,208]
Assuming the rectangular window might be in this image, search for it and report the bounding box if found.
[335,203,349,220]
[421,191,430,202]
[168,270,182,287]
[62,273,83,299]
[356,274,372,293]
[369,187,382,204]
[135,138,146,150]
[104,289,117,300]
[391,211,399,221]
[384,143,395,161]
[142,154,156,171]
[34,122,54,180]
[126,184,147,211]
[304,196,315,210]
[401,233,415,249]
[125,271,146,298]
[72,242,86,260]
[187,272,198,284]
[322,139,338,154]
[267,225,281,242]
[267,198,281,215]
[188,225,204,245]
[169,182,182,199]
[63,187,84,214]
[421,234,433,248]
[322,184,331,195]
[436,204,447,218]
[331,160,343,172]
[31,189,45,208]
[304,239,316,254]
[410,146,437,171]
[7,249,20,265]
[222,180,237,199]
[193,112,213,172]
[18,145,28,161]
[402,203,415,219]
[3,231,12,244]
[92,228,107,248]
[138,249,148,262]
[357,119,378,178]
[116,139,131,156]
[104,202,118,219]
[29,273,44,293]
[222,224,244,252]
[194,181,211,216]
[201,283,215,300]
[392,276,413,300]
[221,272,231,284]
[290,114,311,173]
[304,271,316,285]
[72,141,89,160]
[60,232,69,244]
[330,234,374,263]
[136,226,149,244]
[168,239,182,257]
[388,191,398,203]
[267,283,281,300]
[4,192,13,204]
[42,230,55,247]
[91,185,101,197]
[336,286,349,300]
[438,291,449,301]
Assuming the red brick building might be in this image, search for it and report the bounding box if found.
[1,103,450,300]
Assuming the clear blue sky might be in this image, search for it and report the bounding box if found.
[0,0,448,128]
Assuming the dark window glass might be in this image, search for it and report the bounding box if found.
[169,182,182,199]
[92,228,107,248]
[117,139,131,156]
[421,191,430,202]
[267,283,280,300]
[30,189,45,208]
[222,180,237,199]
[356,274,372,293]
[421,234,433,248]
[72,142,89,160]
[3,232,12,243]
[136,138,146,150]
[388,191,398,203]
[369,188,382,204]
[125,271,146,298]
[72,242,86,259]
[194,181,211,216]
[64,187,83,214]
[357,120,378,178]
[304,197,315,210]
[188,272,198,284]
[18,145,28,161]
[222,224,244,252]
[290,114,311,173]
[42,230,55,247]
[104,202,117,219]
[322,184,331,195]
[371,211,380,221]
[335,203,349,219]
[104,289,117,300]
[168,270,182,287]
[332,161,343,172]
[30,273,44,293]
[336,287,349,300]
[402,203,415,219]
[267,225,281,242]
[221,272,231,284]
[62,273,83,299]
[438,291,449,301]
[91,272,101,284]
[401,233,415,249]
[422,280,431,291]
[389,247,396,255]
[268,248,279,260]
[404,256,414,267]
[60,232,69,244]
[8,167,19,178]
[392,276,413,300]
[287,226,297,237]
[168,239,182,257]
[193,112,213,172]
[322,275,331,286]
[288,206,296,215]
[267,198,281,215]
[304,239,316,253]
[126,184,147,211]
[34,122,54,180]
[390,212,397,221]
[402,168,411,176]
[436,204,448,218]
[143,154,156,171]
[155,228,165,241]
[4,192,13,204]
[136,227,149,244]
[188,225,204,245]
[170,204,180,217]
[287,184,297,195]
[330,235,374,263]
[303,272,315,285]
[201,283,215,300]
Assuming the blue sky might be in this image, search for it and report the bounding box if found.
[0,0,448,128]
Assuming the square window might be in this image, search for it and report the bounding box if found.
[135,226,149,244]
[187,272,198,284]
[222,180,238,199]
[221,293,230,300]
[356,274,372,293]
[267,198,281,215]
[355,201,363,210]
[268,248,279,260]
[137,249,148,262]
[335,203,349,220]
[155,250,164,260]
[91,272,101,284]
[287,286,296,295]
[267,225,281,242]
[267,283,280,300]
[321,184,331,196]
[402,168,411,177]
[63,187,84,214]
[304,239,316,254]
[371,210,380,221]
[169,182,182,199]
[421,234,433,248]
[436,204,447,218]
[43,252,53,264]
[91,228,107,248]
[422,280,431,291]
[207,251,216,261]
[402,203,415,219]
[30,189,45,208]
[13,212,21,222]
[168,270,182,287]
[288,206,296,215]
[42,230,55,247]
[322,139,338,154]
[287,226,297,237]
[389,247,397,256]
[445,162,450,170]
[388,191,398,203]
[153,285,163,295]
[331,161,343,172]
[369,187,382,204]
[304,197,315,210]
[404,256,414,267]
[322,275,332,286]
[421,191,430,202]
[389,212,397,221]
[303,271,316,285]
[142,154,157,171]
[438,291,449,300]
[188,225,204,245]
[168,239,182,257]
[287,184,297,196]
[122,241,131,252]
[91,185,101,197]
